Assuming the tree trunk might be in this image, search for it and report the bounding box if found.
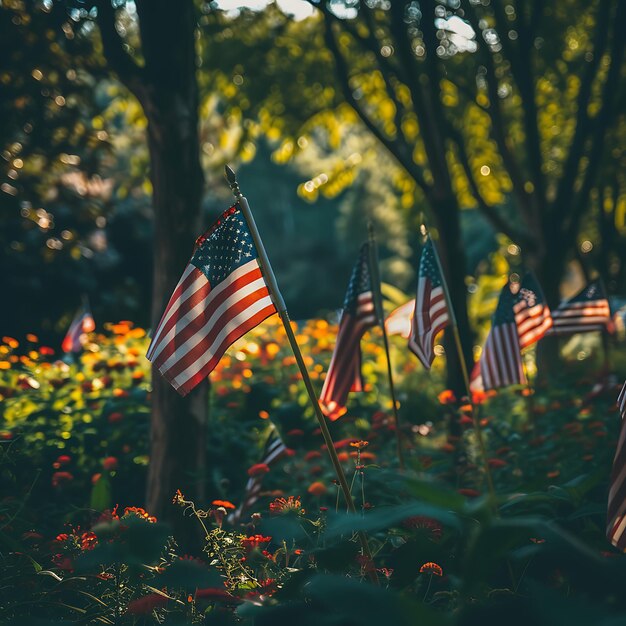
[433,196,474,398]
[133,1,208,525]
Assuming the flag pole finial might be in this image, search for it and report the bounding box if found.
[224,165,241,197]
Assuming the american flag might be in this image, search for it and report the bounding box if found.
[147,206,276,396]
[231,426,287,524]
[607,382,626,551]
[475,274,552,390]
[408,236,450,369]
[513,273,552,349]
[547,280,611,336]
[319,243,378,420]
[477,280,527,390]
[62,303,95,353]
[385,299,415,339]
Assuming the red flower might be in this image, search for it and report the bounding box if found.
[102,456,118,471]
[52,471,74,487]
[81,531,98,551]
[247,463,270,477]
[458,488,480,498]
[419,562,443,576]
[269,496,304,515]
[241,534,271,551]
[487,458,507,468]
[438,390,456,405]
[212,499,236,510]
[39,346,55,356]
[195,588,239,602]
[127,594,168,614]
[123,507,157,523]
[287,429,305,436]
[304,450,322,462]
[107,412,124,423]
[56,455,71,466]
[401,516,443,540]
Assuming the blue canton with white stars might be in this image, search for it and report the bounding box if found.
[343,243,372,313]
[493,282,518,325]
[190,208,258,287]
[419,238,443,287]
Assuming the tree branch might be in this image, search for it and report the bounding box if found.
[95,0,145,101]
[321,15,430,194]
[552,1,612,220]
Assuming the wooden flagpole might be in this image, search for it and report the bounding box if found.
[424,226,496,504]
[225,166,377,580]
[367,222,405,470]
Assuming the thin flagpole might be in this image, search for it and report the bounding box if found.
[424,226,496,504]
[367,222,405,470]
[224,166,377,582]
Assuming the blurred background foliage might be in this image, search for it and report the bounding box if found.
[4,0,624,345]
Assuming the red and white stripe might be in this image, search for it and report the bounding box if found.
[513,300,552,349]
[607,382,626,551]
[549,300,611,335]
[408,281,450,369]
[479,323,526,390]
[147,259,275,396]
[319,292,377,420]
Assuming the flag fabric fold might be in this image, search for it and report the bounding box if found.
[319,243,378,420]
[385,299,415,339]
[408,236,451,369]
[547,280,611,336]
[62,302,95,353]
[147,205,276,396]
[607,382,626,551]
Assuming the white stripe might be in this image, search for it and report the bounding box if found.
[610,516,626,546]
[147,265,198,359]
[156,271,267,371]
[169,294,274,387]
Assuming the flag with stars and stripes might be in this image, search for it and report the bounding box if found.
[147,205,276,396]
[319,243,378,420]
[231,426,288,524]
[607,382,626,551]
[408,236,451,369]
[62,302,95,353]
[547,280,611,336]
[513,273,552,349]
[477,280,527,390]
[475,274,551,390]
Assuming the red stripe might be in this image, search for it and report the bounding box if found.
[152,267,264,368]
[176,304,276,395]
[162,285,273,380]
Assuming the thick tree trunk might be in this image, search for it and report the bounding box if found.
[433,196,474,398]
[133,0,208,525]
[533,243,566,384]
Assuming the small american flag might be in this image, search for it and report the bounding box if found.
[408,236,450,369]
[547,280,611,336]
[607,382,626,550]
[231,426,288,524]
[319,243,378,420]
[147,206,276,396]
[513,273,552,349]
[477,280,526,390]
[62,303,95,353]
[476,274,552,390]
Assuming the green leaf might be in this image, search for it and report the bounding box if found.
[89,474,111,512]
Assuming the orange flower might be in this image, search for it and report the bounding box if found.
[269,496,304,515]
[350,440,369,450]
[212,499,236,510]
[419,562,443,576]
[487,458,507,468]
[307,481,327,496]
[437,390,456,405]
